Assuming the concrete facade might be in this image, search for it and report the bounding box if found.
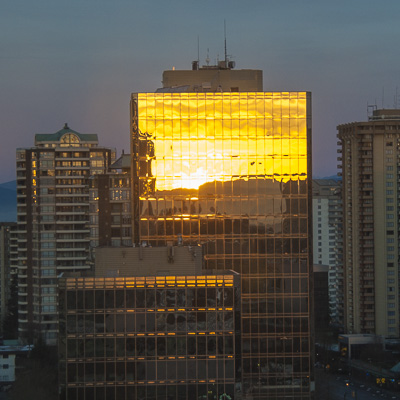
[94,245,203,277]
[338,109,400,337]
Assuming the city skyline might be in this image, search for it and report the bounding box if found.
[2,0,400,183]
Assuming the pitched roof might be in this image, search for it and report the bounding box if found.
[35,123,98,143]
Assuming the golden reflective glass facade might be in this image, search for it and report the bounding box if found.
[131,92,312,399]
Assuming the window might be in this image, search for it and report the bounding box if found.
[386,182,393,187]
[386,174,394,179]
[386,190,393,195]
[387,206,394,211]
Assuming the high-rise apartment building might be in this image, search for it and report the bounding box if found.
[131,68,313,398]
[16,124,115,344]
[312,179,343,328]
[0,222,18,331]
[338,109,400,337]
[88,154,131,250]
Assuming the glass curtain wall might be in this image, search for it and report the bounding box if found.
[131,92,312,399]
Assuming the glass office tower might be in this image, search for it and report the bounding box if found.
[131,92,313,399]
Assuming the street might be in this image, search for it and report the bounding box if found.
[316,369,400,400]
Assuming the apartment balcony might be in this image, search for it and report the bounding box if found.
[56,256,87,261]
[56,246,87,251]
[56,229,89,234]
[360,283,374,289]
[55,238,88,243]
[56,211,87,216]
[362,316,375,322]
[57,264,90,270]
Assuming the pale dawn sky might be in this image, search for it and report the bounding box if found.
[1,0,400,182]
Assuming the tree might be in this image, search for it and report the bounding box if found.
[2,274,18,339]
[9,341,58,400]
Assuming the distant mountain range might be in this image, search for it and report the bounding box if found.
[0,180,16,222]
[313,174,341,181]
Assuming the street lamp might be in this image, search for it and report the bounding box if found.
[343,385,357,399]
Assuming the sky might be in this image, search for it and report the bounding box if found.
[1,0,400,183]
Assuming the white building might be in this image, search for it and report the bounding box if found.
[312,179,343,328]
[0,353,15,383]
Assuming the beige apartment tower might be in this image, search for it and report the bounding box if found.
[338,109,400,337]
[16,125,115,344]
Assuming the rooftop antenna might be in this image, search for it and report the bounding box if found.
[224,20,227,65]
[197,35,200,64]
[206,48,210,66]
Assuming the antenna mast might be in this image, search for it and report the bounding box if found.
[224,20,227,65]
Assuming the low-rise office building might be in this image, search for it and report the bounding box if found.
[59,273,241,400]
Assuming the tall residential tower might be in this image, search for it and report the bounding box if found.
[338,109,400,337]
[16,125,114,344]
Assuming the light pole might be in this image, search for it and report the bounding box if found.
[343,385,357,399]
